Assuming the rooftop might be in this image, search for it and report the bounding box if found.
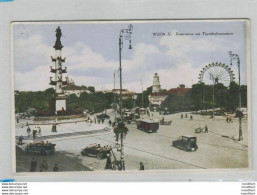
[166,88,191,96]
[62,85,88,90]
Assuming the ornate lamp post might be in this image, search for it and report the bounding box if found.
[229,51,243,141]
[118,24,133,170]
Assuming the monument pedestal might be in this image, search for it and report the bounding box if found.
[55,95,67,112]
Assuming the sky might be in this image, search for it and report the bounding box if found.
[13,20,249,92]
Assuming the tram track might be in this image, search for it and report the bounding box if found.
[90,135,206,169]
[15,128,111,141]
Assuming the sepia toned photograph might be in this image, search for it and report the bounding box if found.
[12,20,250,173]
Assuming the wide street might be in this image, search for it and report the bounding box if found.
[16,109,249,172]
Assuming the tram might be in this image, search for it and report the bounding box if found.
[136,119,159,133]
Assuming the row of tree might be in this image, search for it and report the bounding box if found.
[161,82,247,113]
[15,82,247,116]
[15,88,114,115]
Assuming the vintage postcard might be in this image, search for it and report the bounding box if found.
[12,20,250,173]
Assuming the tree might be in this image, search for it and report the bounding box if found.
[88,86,95,93]
[178,84,185,88]
[136,86,152,107]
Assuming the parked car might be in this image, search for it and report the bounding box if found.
[172,135,198,151]
[136,119,159,133]
[25,142,56,155]
[81,143,111,159]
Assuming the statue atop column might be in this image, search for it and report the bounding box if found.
[54,26,63,50]
[56,26,62,40]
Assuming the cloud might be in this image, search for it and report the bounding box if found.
[15,65,52,91]
[14,30,246,92]
[14,35,52,72]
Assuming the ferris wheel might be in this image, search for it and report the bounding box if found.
[198,62,235,87]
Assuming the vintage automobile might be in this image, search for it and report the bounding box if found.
[25,142,56,155]
[124,115,133,123]
[81,143,112,159]
[172,135,198,151]
[96,113,110,120]
[136,119,159,133]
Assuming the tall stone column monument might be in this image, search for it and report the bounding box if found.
[49,26,68,113]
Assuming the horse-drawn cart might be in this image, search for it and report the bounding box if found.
[195,127,204,133]
[159,120,172,125]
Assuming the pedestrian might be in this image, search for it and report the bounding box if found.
[181,114,183,119]
[185,113,188,118]
[112,161,118,170]
[32,130,37,139]
[114,127,119,142]
[38,127,41,135]
[51,124,57,132]
[53,163,59,172]
[226,116,229,123]
[229,117,232,123]
[190,115,193,120]
[161,117,164,123]
[109,120,112,127]
[101,118,104,124]
[27,126,31,135]
[30,158,37,172]
[18,135,24,145]
[41,160,48,171]
[16,117,19,123]
[139,162,144,170]
[205,125,208,133]
[105,153,113,170]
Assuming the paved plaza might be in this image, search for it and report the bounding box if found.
[15,110,249,172]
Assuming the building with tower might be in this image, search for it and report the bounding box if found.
[49,26,68,113]
[149,73,167,107]
[152,73,161,93]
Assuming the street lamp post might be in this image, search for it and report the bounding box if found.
[113,70,119,122]
[141,80,143,108]
[229,51,243,141]
[118,24,133,170]
[209,73,215,117]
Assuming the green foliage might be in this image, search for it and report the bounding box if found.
[122,98,134,109]
[136,86,152,107]
[66,92,113,113]
[15,88,55,113]
[162,92,192,112]
[15,82,247,115]
[162,82,247,113]
[88,86,95,93]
